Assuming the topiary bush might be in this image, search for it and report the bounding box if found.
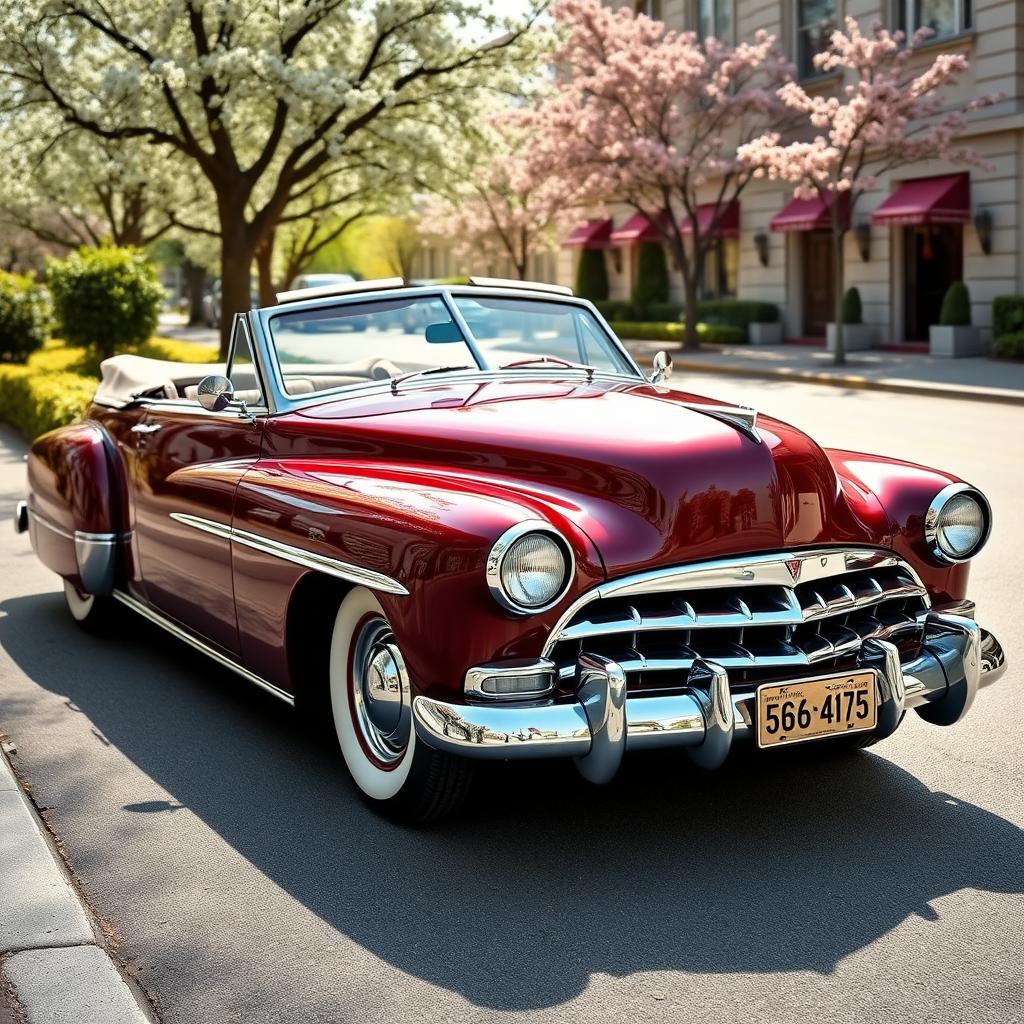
[993,330,1024,360]
[46,246,164,359]
[939,281,971,327]
[574,248,609,302]
[0,271,51,363]
[630,242,669,317]
[593,299,635,321]
[992,295,1024,338]
[841,286,863,325]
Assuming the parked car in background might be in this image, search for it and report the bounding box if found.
[15,276,1006,822]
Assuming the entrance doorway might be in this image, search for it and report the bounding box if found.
[801,231,834,337]
[904,224,963,341]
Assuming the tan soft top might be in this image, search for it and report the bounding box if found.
[95,355,226,407]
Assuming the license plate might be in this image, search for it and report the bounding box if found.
[757,670,878,748]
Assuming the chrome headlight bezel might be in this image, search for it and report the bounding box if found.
[924,482,992,564]
[486,521,574,615]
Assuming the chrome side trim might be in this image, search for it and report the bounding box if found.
[923,482,992,564]
[112,590,295,706]
[169,513,409,596]
[28,508,75,541]
[28,510,119,595]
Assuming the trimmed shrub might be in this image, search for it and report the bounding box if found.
[574,248,609,302]
[630,242,669,316]
[994,331,1024,360]
[594,299,635,321]
[841,287,863,325]
[47,246,164,359]
[645,301,684,323]
[696,299,779,341]
[0,272,51,363]
[939,281,971,327]
[609,320,745,344]
[992,295,1024,338]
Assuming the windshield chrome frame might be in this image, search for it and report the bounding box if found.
[248,284,646,415]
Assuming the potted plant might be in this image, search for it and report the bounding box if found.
[747,302,782,345]
[827,287,873,351]
[930,282,985,357]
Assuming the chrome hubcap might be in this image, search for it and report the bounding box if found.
[352,619,411,764]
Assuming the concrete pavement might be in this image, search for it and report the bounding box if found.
[0,747,153,1023]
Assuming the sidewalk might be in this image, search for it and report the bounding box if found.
[620,338,1024,406]
[0,746,154,1023]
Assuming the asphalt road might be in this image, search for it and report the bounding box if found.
[0,376,1022,1024]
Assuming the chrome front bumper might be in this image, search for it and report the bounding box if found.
[413,612,1007,781]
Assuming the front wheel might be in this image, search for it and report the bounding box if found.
[329,588,474,823]
[63,580,118,633]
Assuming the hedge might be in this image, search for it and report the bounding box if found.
[631,242,669,316]
[609,320,745,344]
[697,299,780,332]
[0,272,51,363]
[994,330,1024,360]
[992,295,1024,339]
[574,248,609,302]
[0,337,217,440]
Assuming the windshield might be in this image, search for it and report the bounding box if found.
[267,292,635,397]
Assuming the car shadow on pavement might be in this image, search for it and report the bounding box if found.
[2,590,1022,1012]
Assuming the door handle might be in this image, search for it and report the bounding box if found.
[130,423,163,434]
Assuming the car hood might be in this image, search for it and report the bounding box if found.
[282,376,882,576]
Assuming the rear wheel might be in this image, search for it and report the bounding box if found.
[63,580,117,633]
[329,588,474,823]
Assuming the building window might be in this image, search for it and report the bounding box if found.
[903,0,972,39]
[700,238,738,299]
[795,0,837,79]
[698,0,732,40]
[634,0,663,18]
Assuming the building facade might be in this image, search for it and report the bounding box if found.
[555,0,1024,346]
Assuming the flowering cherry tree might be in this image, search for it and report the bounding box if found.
[418,125,580,281]
[739,18,999,365]
[529,0,791,349]
[1,1,542,354]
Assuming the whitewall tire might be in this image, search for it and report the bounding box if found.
[328,587,474,822]
[63,579,115,632]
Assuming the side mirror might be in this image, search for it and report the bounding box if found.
[197,375,235,412]
[649,350,673,385]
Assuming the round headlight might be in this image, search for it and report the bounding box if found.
[487,524,572,613]
[925,484,991,563]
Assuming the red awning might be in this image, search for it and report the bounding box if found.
[679,201,740,238]
[871,174,969,226]
[610,212,665,246]
[770,192,850,232]
[562,218,613,249]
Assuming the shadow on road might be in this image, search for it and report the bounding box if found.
[1,590,1021,1011]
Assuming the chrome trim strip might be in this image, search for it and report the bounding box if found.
[169,513,409,596]
[28,508,75,541]
[486,520,575,615]
[923,482,992,564]
[543,547,929,658]
[112,590,295,706]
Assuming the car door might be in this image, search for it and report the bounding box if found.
[131,316,266,656]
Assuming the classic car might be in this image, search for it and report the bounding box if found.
[14,276,1007,822]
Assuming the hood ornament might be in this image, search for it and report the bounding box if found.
[684,403,761,445]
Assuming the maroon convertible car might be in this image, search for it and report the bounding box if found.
[14,277,1007,821]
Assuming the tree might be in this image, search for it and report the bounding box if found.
[418,122,578,281]
[2,2,542,354]
[529,0,790,349]
[738,18,999,365]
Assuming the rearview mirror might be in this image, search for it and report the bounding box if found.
[424,321,464,344]
[649,350,673,385]
[197,375,235,412]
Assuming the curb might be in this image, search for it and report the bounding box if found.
[0,747,156,1023]
[627,351,1024,407]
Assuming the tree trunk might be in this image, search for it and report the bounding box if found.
[183,262,207,326]
[681,272,700,352]
[256,230,277,307]
[832,229,846,367]
[218,234,255,358]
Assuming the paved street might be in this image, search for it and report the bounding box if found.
[0,378,1022,1024]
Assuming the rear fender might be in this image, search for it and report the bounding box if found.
[26,421,124,596]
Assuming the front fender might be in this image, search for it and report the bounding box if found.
[232,459,606,700]
[827,449,971,604]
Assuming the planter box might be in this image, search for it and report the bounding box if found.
[929,325,987,358]
[748,321,783,345]
[826,323,875,352]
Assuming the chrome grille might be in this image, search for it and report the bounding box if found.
[545,548,930,692]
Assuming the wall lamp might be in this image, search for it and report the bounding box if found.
[607,247,622,274]
[974,207,993,255]
[854,220,871,262]
[753,230,769,267]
